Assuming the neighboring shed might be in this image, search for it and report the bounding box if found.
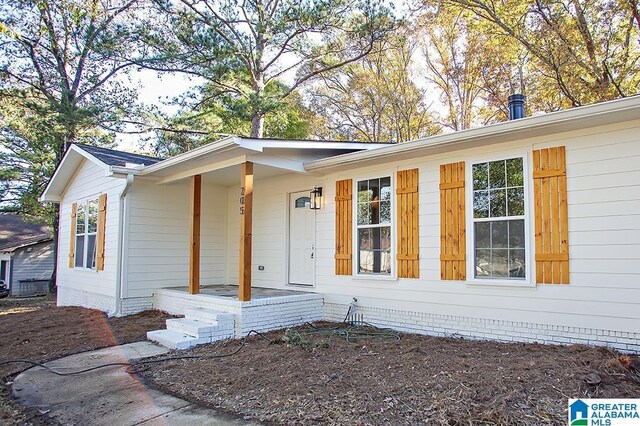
[0,214,54,296]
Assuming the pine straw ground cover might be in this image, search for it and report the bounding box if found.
[137,322,640,425]
[0,296,174,425]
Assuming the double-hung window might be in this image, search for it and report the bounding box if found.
[356,177,392,275]
[75,198,99,269]
[472,157,526,279]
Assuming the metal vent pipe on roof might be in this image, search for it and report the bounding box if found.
[508,94,526,120]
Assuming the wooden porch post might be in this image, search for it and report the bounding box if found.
[239,162,253,301]
[189,174,201,294]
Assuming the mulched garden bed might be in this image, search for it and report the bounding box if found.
[137,322,640,425]
[0,296,174,425]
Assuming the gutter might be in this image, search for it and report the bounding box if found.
[113,174,135,316]
[304,95,640,172]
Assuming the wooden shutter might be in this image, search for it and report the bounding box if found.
[397,168,419,278]
[96,194,107,271]
[440,161,466,280]
[533,146,569,284]
[335,179,352,275]
[69,203,78,268]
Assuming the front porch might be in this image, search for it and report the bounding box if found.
[148,285,324,349]
[137,138,353,349]
[137,137,348,303]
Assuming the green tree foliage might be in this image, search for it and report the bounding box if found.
[0,0,144,214]
[308,32,440,142]
[151,81,314,157]
[0,94,60,220]
[140,0,395,138]
[420,6,532,129]
[440,0,640,107]
[1,0,145,289]
[0,0,144,155]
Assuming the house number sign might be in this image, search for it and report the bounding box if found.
[239,187,245,215]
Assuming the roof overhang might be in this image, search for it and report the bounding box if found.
[305,95,640,173]
[0,236,53,253]
[40,145,146,202]
[140,136,390,185]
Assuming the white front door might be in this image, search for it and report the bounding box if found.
[289,190,316,286]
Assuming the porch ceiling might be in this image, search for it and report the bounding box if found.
[143,142,312,185]
[192,162,296,186]
[140,135,386,185]
[150,155,306,186]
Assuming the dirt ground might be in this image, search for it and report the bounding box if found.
[138,322,640,426]
[1,299,639,426]
[0,295,173,425]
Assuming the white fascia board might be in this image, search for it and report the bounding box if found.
[140,136,254,176]
[40,145,144,202]
[236,137,391,151]
[246,154,306,173]
[3,237,53,252]
[108,165,145,176]
[40,194,62,203]
[305,95,640,172]
[70,144,112,173]
[40,145,110,202]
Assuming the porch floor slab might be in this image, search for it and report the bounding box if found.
[152,286,324,340]
[164,285,311,299]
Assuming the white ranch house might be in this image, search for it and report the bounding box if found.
[41,96,640,352]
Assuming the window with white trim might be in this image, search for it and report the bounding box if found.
[75,198,99,269]
[356,177,392,274]
[472,157,526,279]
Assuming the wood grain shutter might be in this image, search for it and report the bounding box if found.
[397,168,419,278]
[440,161,466,280]
[69,203,78,268]
[96,194,107,271]
[533,146,569,284]
[335,179,353,275]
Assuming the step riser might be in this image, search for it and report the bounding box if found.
[148,332,234,349]
[147,330,210,350]
[167,327,233,340]
[166,319,220,337]
[183,308,234,324]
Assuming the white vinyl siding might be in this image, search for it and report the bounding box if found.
[312,119,640,335]
[227,175,320,289]
[124,179,228,297]
[57,159,124,312]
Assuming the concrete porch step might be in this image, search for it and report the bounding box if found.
[146,329,209,350]
[166,318,225,338]
[184,307,234,325]
[147,308,236,350]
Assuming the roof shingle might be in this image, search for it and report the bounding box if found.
[75,144,162,167]
[0,214,52,251]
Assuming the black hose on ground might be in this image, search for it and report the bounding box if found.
[0,308,401,377]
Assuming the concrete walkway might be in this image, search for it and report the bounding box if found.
[12,341,256,425]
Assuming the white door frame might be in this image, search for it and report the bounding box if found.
[286,189,316,287]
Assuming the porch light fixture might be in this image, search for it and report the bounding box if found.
[310,186,323,210]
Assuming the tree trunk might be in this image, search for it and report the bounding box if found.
[250,114,265,138]
[48,208,59,294]
[50,126,72,295]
